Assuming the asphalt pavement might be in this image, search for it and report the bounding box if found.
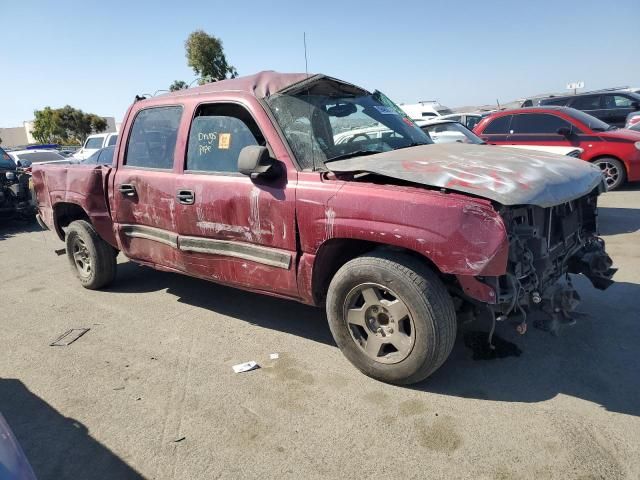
[1,186,639,479]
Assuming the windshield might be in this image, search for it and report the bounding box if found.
[0,147,17,169]
[421,122,484,145]
[565,108,612,131]
[265,83,431,169]
[16,151,65,163]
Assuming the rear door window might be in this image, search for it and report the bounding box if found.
[569,95,601,110]
[85,137,104,149]
[482,115,512,134]
[511,114,572,134]
[540,97,568,106]
[125,106,182,169]
[185,104,265,173]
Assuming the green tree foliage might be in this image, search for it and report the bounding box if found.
[31,106,107,144]
[185,30,237,85]
[169,80,189,91]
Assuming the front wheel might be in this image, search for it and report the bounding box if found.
[65,220,117,289]
[593,157,626,191]
[326,251,456,385]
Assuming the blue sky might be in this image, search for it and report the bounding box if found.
[1,0,638,127]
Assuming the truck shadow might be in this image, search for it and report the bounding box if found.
[111,262,335,346]
[0,378,143,480]
[111,263,640,417]
[416,276,640,418]
[598,206,640,234]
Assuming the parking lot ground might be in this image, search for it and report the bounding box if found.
[2,187,640,480]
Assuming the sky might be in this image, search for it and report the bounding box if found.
[1,0,639,127]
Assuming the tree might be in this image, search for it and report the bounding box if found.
[169,80,188,91]
[32,106,107,144]
[185,30,237,85]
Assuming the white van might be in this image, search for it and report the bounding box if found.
[73,133,118,160]
[400,101,453,120]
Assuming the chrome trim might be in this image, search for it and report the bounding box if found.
[121,224,178,248]
[179,236,291,269]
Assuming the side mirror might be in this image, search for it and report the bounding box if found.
[557,126,572,137]
[238,146,279,179]
[632,101,640,111]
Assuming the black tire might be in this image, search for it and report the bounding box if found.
[65,220,117,289]
[326,251,456,385]
[592,157,626,191]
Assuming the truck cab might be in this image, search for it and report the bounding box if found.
[31,72,615,385]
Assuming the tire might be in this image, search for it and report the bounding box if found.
[65,220,117,289]
[592,157,626,191]
[326,251,456,385]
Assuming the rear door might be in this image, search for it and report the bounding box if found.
[174,101,298,297]
[112,105,184,270]
[567,95,605,121]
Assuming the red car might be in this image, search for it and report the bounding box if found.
[474,106,640,190]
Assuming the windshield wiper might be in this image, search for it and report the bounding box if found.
[325,150,383,163]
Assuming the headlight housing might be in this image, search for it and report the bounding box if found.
[5,171,16,181]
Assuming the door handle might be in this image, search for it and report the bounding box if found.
[177,189,195,205]
[118,183,137,197]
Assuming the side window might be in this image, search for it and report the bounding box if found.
[85,137,104,149]
[466,116,482,130]
[570,95,601,110]
[511,114,572,134]
[107,134,118,146]
[483,115,512,134]
[125,106,182,169]
[604,95,633,108]
[540,97,568,106]
[186,104,265,173]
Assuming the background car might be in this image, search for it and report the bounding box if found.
[626,112,640,129]
[537,91,640,127]
[418,119,582,156]
[72,132,118,160]
[474,106,640,190]
[8,149,79,168]
[80,145,115,165]
[437,112,487,130]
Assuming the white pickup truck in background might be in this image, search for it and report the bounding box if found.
[72,132,118,160]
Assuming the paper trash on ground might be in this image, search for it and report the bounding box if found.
[232,361,260,373]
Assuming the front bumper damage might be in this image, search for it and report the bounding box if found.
[473,188,616,334]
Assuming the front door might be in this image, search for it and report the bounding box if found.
[112,105,183,270]
[174,102,299,298]
[507,113,580,148]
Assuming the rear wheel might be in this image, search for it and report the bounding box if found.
[593,157,626,191]
[65,220,117,289]
[326,251,456,385]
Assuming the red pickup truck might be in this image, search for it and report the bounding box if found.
[32,72,615,384]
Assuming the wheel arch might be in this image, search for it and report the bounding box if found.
[52,202,91,240]
[309,238,444,306]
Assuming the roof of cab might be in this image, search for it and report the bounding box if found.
[154,71,312,102]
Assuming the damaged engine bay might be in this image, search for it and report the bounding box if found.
[480,187,616,337]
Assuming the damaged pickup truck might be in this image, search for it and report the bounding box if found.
[31,72,615,384]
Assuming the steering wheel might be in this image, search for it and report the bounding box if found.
[348,133,371,143]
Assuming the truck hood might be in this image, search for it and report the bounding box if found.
[328,143,604,207]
